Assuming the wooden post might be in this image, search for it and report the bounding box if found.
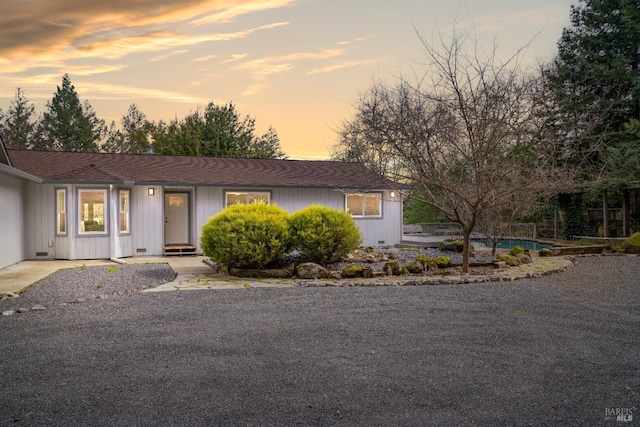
[553,206,557,239]
[622,189,630,237]
[602,190,608,238]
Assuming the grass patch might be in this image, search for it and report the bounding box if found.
[397,247,420,252]
[107,267,119,273]
[515,309,532,316]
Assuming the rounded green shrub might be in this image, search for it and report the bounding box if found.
[415,254,437,271]
[290,204,362,265]
[383,260,402,275]
[415,254,433,265]
[495,253,521,266]
[435,256,452,268]
[625,232,640,254]
[342,264,364,278]
[403,260,424,273]
[538,248,554,257]
[200,202,292,269]
[509,245,525,256]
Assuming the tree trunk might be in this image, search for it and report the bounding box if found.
[602,189,609,238]
[462,229,472,274]
[622,189,630,237]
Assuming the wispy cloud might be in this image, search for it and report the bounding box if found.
[337,36,373,46]
[193,0,296,25]
[0,0,293,65]
[195,54,217,62]
[307,59,376,75]
[65,64,130,76]
[220,53,248,64]
[241,82,270,96]
[78,81,208,105]
[78,23,290,60]
[234,48,346,95]
[235,49,345,75]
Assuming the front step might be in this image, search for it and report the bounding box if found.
[164,244,197,256]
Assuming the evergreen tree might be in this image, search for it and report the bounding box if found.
[39,74,105,152]
[102,121,125,154]
[2,88,36,149]
[102,104,150,153]
[153,101,286,159]
[542,0,640,184]
[251,126,287,159]
[201,102,254,157]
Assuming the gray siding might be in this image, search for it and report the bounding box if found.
[131,185,164,256]
[195,186,404,249]
[24,181,56,259]
[195,186,223,253]
[20,184,403,261]
[353,191,403,247]
[0,173,26,268]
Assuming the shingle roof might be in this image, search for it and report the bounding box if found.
[7,149,396,189]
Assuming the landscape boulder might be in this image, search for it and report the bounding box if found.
[296,263,330,279]
[403,261,425,274]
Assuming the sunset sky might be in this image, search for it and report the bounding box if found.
[0,0,574,159]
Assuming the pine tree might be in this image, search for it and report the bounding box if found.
[152,101,285,159]
[39,74,105,152]
[102,104,150,153]
[542,0,640,184]
[251,126,287,159]
[2,88,36,149]
[201,102,254,157]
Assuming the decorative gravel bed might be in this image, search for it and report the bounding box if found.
[0,263,175,313]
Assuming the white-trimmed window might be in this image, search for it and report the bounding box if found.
[225,191,270,206]
[346,193,382,218]
[56,189,67,235]
[78,189,107,234]
[119,189,130,234]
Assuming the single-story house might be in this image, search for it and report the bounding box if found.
[0,142,405,269]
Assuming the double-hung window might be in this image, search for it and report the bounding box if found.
[119,190,130,234]
[56,189,67,235]
[345,192,382,218]
[79,189,108,234]
[225,191,270,206]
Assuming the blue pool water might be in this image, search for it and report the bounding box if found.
[472,238,553,251]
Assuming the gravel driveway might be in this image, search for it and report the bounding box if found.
[1,256,638,426]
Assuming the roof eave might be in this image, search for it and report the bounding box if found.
[0,163,43,183]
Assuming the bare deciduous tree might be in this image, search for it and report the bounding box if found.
[334,28,560,272]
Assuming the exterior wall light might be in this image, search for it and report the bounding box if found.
[390,191,395,198]
[148,187,155,196]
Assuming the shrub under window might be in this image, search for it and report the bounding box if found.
[200,202,292,269]
[290,204,363,265]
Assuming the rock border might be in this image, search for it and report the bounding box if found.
[293,256,577,287]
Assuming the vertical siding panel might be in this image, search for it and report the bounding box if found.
[26,183,56,258]
[25,181,35,258]
[133,185,164,256]
[195,186,222,253]
[0,173,26,268]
